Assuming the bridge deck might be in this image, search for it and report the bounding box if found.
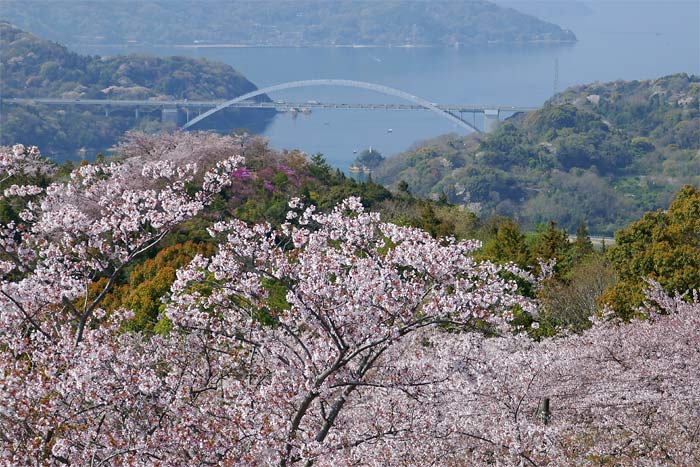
[2,97,539,113]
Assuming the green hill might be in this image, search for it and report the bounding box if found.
[373,74,700,235]
[0,22,274,159]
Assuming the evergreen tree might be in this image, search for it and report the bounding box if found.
[483,218,529,267]
[415,203,454,239]
[571,221,594,262]
[531,221,571,276]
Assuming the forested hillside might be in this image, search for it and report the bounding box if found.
[374,73,700,234]
[1,0,576,47]
[0,22,273,159]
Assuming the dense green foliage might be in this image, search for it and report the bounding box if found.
[92,241,216,333]
[374,74,700,234]
[0,22,273,159]
[2,1,575,47]
[602,185,700,318]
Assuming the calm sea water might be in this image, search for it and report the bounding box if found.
[74,1,699,170]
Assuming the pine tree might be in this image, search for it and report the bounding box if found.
[571,221,594,261]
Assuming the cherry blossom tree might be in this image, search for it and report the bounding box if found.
[0,138,534,465]
[0,138,242,466]
[380,281,700,467]
[162,196,534,466]
[536,283,700,466]
[1,138,699,467]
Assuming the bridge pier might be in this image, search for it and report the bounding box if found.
[161,107,185,126]
[458,110,479,130]
[483,109,500,133]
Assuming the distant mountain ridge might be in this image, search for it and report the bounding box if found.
[494,1,593,23]
[1,1,576,47]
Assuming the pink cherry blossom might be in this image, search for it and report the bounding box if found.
[1,137,698,467]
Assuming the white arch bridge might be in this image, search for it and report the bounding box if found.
[181,79,538,133]
[3,79,539,133]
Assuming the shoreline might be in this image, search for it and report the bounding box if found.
[71,40,578,50]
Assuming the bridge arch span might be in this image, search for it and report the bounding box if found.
[181,79,480,133]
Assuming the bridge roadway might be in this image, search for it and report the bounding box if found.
[1,97,539,114]
[4,78,545,133]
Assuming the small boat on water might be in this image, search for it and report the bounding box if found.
[348,164,372,174]
[348,164,363,174]
[387,128,393,133]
